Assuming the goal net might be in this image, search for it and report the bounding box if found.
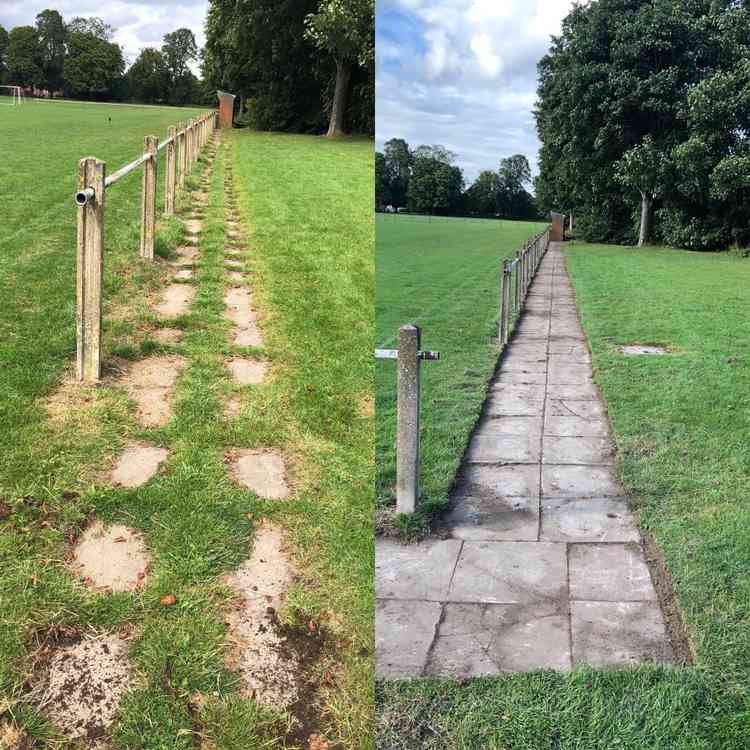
[0,86,25,106]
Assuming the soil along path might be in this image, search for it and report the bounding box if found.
[376,242,674,678]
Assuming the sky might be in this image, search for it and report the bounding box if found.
[377,0,578,184]
[0,0,209,73]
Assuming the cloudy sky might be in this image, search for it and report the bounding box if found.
[0,1,208,72]
[377,0,578,184]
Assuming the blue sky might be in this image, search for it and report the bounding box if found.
[376,0,578,184]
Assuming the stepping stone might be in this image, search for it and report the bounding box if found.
[225,259,243,269]
[174,245,199,262]
[174,269,193,281]
[120,355,186,427]
[445,494,538,541]
[620,345,669,356]
[376,538,462,601]
[154,284,195,317]
[110,444,168,487]
[226,271,244,282]
[224,523,299,708]
[569,543,657,601]
[226,248,243,257]
[426,602,571,676]
[224,395,242,419]
[183,218,203,235]
[224,287,263,347]
[447,541,567,604]
[40,634,134,741]
[376,599,443,679]
[71,521,151,592]
[541,497,638,542]
[230,450,290,499]
[151,327,183,344]
[226,357,267,385]
[571,601,673,667]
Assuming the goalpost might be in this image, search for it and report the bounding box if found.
[0,86,25,106]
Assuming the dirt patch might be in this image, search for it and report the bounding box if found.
[110,443,168,488]
[34,633,135,743]
[71,521,151,592]
[620,344,669,356]
[174,269,193,281]
[119,355,186,427]
[0,720,29,749]
[226,357,267,385]
[152,328,183,344]
[224,288,263,347]
[226,271,244,283]
[154,284,195,318]
[358,393,374,419]
[228,449,290,500]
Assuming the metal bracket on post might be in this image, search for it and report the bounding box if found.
[375,326,440,514]
[76,156,105,383]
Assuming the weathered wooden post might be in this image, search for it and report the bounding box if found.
[140,135,158,260]
[397,325,421,514]
[75,157,105,382]
[165,126,176,216]
[178,121,186,187]
[514,250,521,311]
[500,260,511,344]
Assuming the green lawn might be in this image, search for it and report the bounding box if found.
[375,214,547,526]
[0,103,373,748]
[376,242,750,749]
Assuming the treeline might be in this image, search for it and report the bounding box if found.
[203,0,374,136]
[536,0,750,251]
[0,10,211,105]
[376,138,539,220]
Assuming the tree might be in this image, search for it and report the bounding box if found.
[35,9,66,91]
[615,136,670,246]
[499,154,532,217]
[0,25,10,81]
[67,17,114,41]
[64,30,124,99]
[383,138,412,206]
[162,28,197,105]
[407,147,464,214]
[6,26,43,87]
[305,0,374,136]
[127,48,169,103]
[375,152,393,207]
[466,171,503,216]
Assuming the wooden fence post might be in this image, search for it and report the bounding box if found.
[178,121,186,187]
[500,260,510,344]
[514,251,521,311]
[165,126,176,216]
[397,324,421,514]
[76,157,105,382]
[140,135,158,260]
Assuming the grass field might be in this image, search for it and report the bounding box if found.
[376,242,750,748]
[0,101,374,748]
[375,214,547,527]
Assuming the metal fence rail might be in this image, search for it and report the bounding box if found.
[74,110,219,382]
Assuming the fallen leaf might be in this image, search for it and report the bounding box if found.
[160,594,177,607]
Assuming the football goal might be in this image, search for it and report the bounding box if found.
[0,86,25,106]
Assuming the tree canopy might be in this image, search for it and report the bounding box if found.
[376,138,539,220]
[535,0,750,250]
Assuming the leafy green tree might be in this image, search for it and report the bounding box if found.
[305,0,374,136]
[407,146,464,214]
[35,9,66,91]
[64,30,124,99]
[162,28,197,105]
[0,25,10,82]
[127,48,169,103]
[7,26,43,87]
[67,17,114,41]
[383,138,412,207]
[466,170,502,216]
[375,151,393,207]
[204,0,328,132]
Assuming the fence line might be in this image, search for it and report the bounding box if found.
[376,222,556,516]
[74,109,219,382]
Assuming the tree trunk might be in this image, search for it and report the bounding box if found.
[638,193,653,247]
[327,59,352,138]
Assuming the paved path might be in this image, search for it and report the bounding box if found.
[376,242,673,679]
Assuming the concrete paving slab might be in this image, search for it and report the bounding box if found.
[447,541,567,604]
[548,361,592,384]
[230,449,290,499]
[376,599,442,678]
[490,382,547,399]
[542,465,623,497]
[547,399,606,419]
[544,416,610,438]
[543,435,615,464]
[541,498,638,542]
[461,464,541,498]
[466,434,540,464]
[495,370,547,386]
[546,383,600,400]
[569,543,657,601]
[110,444,168,487]
[474,416,543,437]
[486,393,545,417]
[376,538,462,601]
[548,342,589,357]
[445,495,538,541]
[571,601,673,666]
[501,360,547,374]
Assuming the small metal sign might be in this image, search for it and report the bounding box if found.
[375,349,440,361]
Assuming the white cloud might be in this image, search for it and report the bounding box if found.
[378,0,578,181]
